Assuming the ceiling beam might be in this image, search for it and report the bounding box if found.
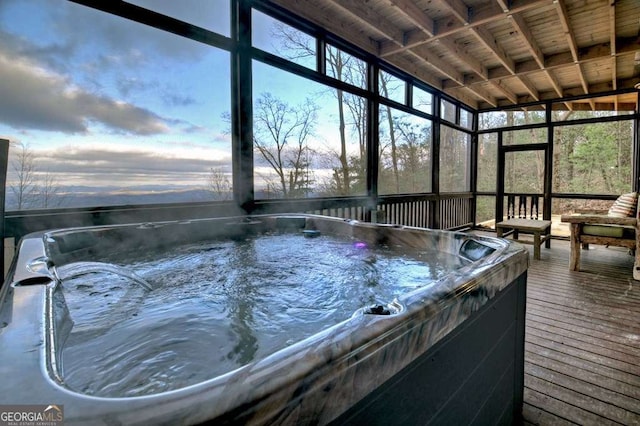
[384,53,444,90]
[609,0,617,57]
[439,0,537,105]
[517,75,540,100]
[495,0,510,13]
[554,0,579,62]
[443,80,498,108]
[329,0,507,105]
[544,70,563,97]
[380,0,554,57]
[268,0,381,55]
[441,87,480,110]
[513,78,639,103]
[492,80,519,104]
[509,14,544,69]
[436,37,488,80]
[394,0,524,105]
[408,46,465,85]
[443,0,470,24]
[273,0,634,111]
[438,40,517,104]
[460,84,498,107]
[609,0,618,94]
[387,0,435,35]
[552,0,585,109]
[484,40,634,81]
[576,63,589,94]
[498,7,559,106]
[333,0,404,44]
[446,38,636,102]
[470,25,516,74]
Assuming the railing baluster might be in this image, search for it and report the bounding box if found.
[507,195,515,219]
[530,196,539,220]
[518,196,527,219]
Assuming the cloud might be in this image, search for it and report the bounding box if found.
[0,30,169,135]
[35,145,231,176]
[61,3,209,64]
[116,77,154,98]
[162,92,197,108]
[3,144,231,188]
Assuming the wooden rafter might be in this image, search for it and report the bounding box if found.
[386,0,517,106]
[518,75,540,101]
[504,7,570,109]
[552,0,586,110]
[435,0,557,106]
[463,84,497,107]
[509,14,544,69]
[545,69,563,98]
[380,0,553,57]
[441,0,470,24]
[554,0,579,62]
[493,79,518,103]
[409,46,465,85]
[268,0,639,111]
[334,0,404,44]
[609,0,617,92]
[434,36,514,105]
[268,0,380,55]
[547,0,589,110]
[326,0,503,105]
[470,24,516,74]
[437,0,531,105]
[437,37,488,81]
[387,0,434,35]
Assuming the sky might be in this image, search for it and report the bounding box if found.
[0,0,420,205]
[0,0,234,190]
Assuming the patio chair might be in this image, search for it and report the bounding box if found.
[560,192,639,280]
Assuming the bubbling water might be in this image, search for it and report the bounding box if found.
[60,232,469,397]
[54,261,153,290]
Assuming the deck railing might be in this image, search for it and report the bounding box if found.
[4,193,474,241]
[440,194,474,230]
[504,193,544,220]
[1,193,474,277]
[307,194,474,230]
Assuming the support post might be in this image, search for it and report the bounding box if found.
[0,139,9,281]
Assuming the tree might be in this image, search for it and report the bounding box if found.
[273,23,367,196]
[39,171,66,208]
[379,77,401,193]
[253,92,318,198]
[207,167,232,200]
[378,113,432,194]
[8,141,66,210]
[10,141,37,210]
[439,125,470,192]
[325,45,354,195]
[394,118,431,193]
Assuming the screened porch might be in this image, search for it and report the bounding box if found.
[0,0,639,424]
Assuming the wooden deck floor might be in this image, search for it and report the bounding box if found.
[518,238,640,425]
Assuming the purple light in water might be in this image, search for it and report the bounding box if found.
[354,242,367,249]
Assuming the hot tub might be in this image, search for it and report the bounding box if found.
[0,214,528,425]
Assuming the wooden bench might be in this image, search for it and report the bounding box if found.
[560,213,639,280]
[496,218,552,260]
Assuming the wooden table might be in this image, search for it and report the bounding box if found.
[496,218,552,260]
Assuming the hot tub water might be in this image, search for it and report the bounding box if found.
[59,231,469,397]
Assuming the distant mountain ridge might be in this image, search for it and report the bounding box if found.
[4,185,230,211]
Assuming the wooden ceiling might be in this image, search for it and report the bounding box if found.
[269,0,640,112]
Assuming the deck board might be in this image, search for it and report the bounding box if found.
[514,238,640,425]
